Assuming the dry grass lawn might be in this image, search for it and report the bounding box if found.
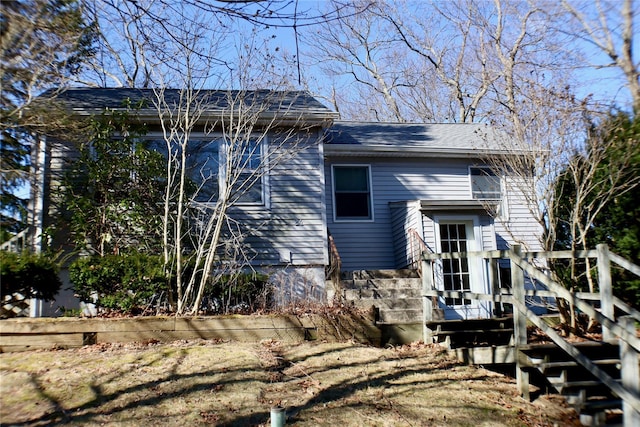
[0,340,580,426]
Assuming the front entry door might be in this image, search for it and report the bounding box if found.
[436,219,490,319]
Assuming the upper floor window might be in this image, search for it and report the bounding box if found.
[470,166,500,200]
[332,165,373,221]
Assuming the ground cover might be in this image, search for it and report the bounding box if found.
[0,340,579,426]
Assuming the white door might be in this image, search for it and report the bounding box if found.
[435,219,491,319]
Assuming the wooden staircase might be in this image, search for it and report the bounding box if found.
[520,341,624,426]
[426,317,514,348]
[432,321,627,426]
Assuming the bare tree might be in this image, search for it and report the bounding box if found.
[149,87,321,314]
[561,0,639,114]
[79,0,373,89]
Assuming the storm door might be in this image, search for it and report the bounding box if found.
[435,219,490,319]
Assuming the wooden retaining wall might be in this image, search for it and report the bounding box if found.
[0,313,381,352]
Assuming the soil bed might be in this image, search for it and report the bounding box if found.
[0,340,579,426]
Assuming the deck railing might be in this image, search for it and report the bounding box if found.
[0,229,30,253]
[421,244,640,425]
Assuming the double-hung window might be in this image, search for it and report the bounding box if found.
[151,137,264,205]
[232,138,263,204]
[470,166,500,200]
[187,139,220,202]
[332,165,373,221]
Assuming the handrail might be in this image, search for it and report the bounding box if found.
[408,228,429,275]
[610,252,640,278]
[0,229,30,253]
[421,245,640,420]
[326,229,342,287]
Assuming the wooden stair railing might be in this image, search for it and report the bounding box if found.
[0,228,30,253]
[420,245,640,426]
[326,229,342,288]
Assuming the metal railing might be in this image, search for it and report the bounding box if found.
[326,229,342,287]
[407,228,429,275]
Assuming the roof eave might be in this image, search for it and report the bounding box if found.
[67,108,339,126]
[324,144,528,158]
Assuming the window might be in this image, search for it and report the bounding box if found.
[470,167,500,200]
[232,139,263,204]
[439,223,472,306]
[187,140,220,202]
[149,137,264,205]
[332,165,372,220]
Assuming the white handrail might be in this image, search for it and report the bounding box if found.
[0,229,30,252]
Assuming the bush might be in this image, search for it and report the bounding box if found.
[0,251,62,301]
[203,272,271,314]
[69,253,167,314]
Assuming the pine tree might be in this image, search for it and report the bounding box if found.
[0,0,95,238]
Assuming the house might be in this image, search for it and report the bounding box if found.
[323,122,542,320]
[19,88,541,318]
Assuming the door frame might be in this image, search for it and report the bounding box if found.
[432,214,491,319]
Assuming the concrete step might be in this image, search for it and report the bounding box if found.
[378,309,423,324]
[343,269,420,280]
[342,278,422,289]
[346,297,423,311]
[343,288,422,300]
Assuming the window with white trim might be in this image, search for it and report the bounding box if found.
[231,138,263,204]
[332,165,372,220]
[151,137,264,205]
[470,166,500,200]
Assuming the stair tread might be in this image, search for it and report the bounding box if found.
[432,328,514,335]
[532,359,620,369]
[580,398,622,411]
[549,378,620,387]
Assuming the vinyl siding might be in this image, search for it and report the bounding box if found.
[494,176,543,251]
[43,128,328,267]
[389,201,422,268]
[326,156,541,270]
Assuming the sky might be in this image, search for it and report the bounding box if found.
[258,0,638,114]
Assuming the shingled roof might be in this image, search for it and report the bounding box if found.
[42,88,338,123]
[324,121,523,157]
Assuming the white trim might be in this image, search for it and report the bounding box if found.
[317,129,329,265]
[433,214,491,318]
[324,144,526,158]
[32,133,47,253]
[433,215,483,253]
[331,163,375,223]
[468,165,501,200]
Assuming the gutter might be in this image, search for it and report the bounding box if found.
[65,108,340,127]
[324,144,530,158]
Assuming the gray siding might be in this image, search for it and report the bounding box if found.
[43,128,328,267]
[494,177,543,251]
[240,131,327,266]
[389,201,422,268]
[326,156,541,270]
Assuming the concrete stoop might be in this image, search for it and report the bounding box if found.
[336,269,424,324]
